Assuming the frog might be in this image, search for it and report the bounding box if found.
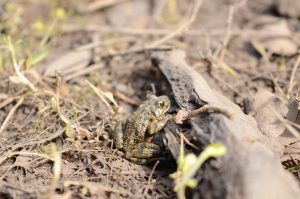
[113,95,172,164]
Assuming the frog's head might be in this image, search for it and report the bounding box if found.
[151,95,170,117]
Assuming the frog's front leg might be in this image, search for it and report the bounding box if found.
[147,114,172,135]
[125,142,161,164]
[113,122,124,150]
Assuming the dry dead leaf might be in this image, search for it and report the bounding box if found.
[250,89,288,137]
[44,49,92,76]
[164,128,180,160]
[255,18,298,56]
[262,38,298,56]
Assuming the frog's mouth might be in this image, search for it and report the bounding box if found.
[154,108,164,117]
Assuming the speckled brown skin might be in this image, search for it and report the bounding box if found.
[114,95,171,164]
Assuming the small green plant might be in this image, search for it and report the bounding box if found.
[171,141,227,199]
[25,50,49,69]
[3,35,37,91]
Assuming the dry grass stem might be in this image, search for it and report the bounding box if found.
[146,160,160,192]
[0,97,24,136]
[83,0,128,13]
[9,151,55,161]
[147,0,204,48]
[288,54,300,97]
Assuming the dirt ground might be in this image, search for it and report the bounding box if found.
[0,0,299,198]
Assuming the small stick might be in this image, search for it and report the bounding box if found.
[287,54,300,98]
[49,146,62,199]
[0,97,24,136]
[146,160,160,193]
[187,105,233,119]
[55,72,71,125]
[8,151,54,161]
[286,119,300,130]
[103,45,172,57]
[214,5,235,59]
[62,24,300,38]
[81,0,128,13]
[213,0,247,59]
[180,132,199,150]
[115,91,140,106]
[147,0,204,48]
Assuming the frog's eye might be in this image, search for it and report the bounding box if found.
[157,101,165,108]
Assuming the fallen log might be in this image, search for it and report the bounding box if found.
[151,50,300,199]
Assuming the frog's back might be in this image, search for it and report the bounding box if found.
[123,104,154,148]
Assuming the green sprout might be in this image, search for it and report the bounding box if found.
[3,35,37,91]
[26,50,49,69]
[171,142,227,199]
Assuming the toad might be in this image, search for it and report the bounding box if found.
[114,95,171,164]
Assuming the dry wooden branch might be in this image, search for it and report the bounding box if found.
[152,50,300,199]
[62,24,300,38]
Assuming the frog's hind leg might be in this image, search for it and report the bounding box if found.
[125,142,161,164]
[126,157,157,165]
